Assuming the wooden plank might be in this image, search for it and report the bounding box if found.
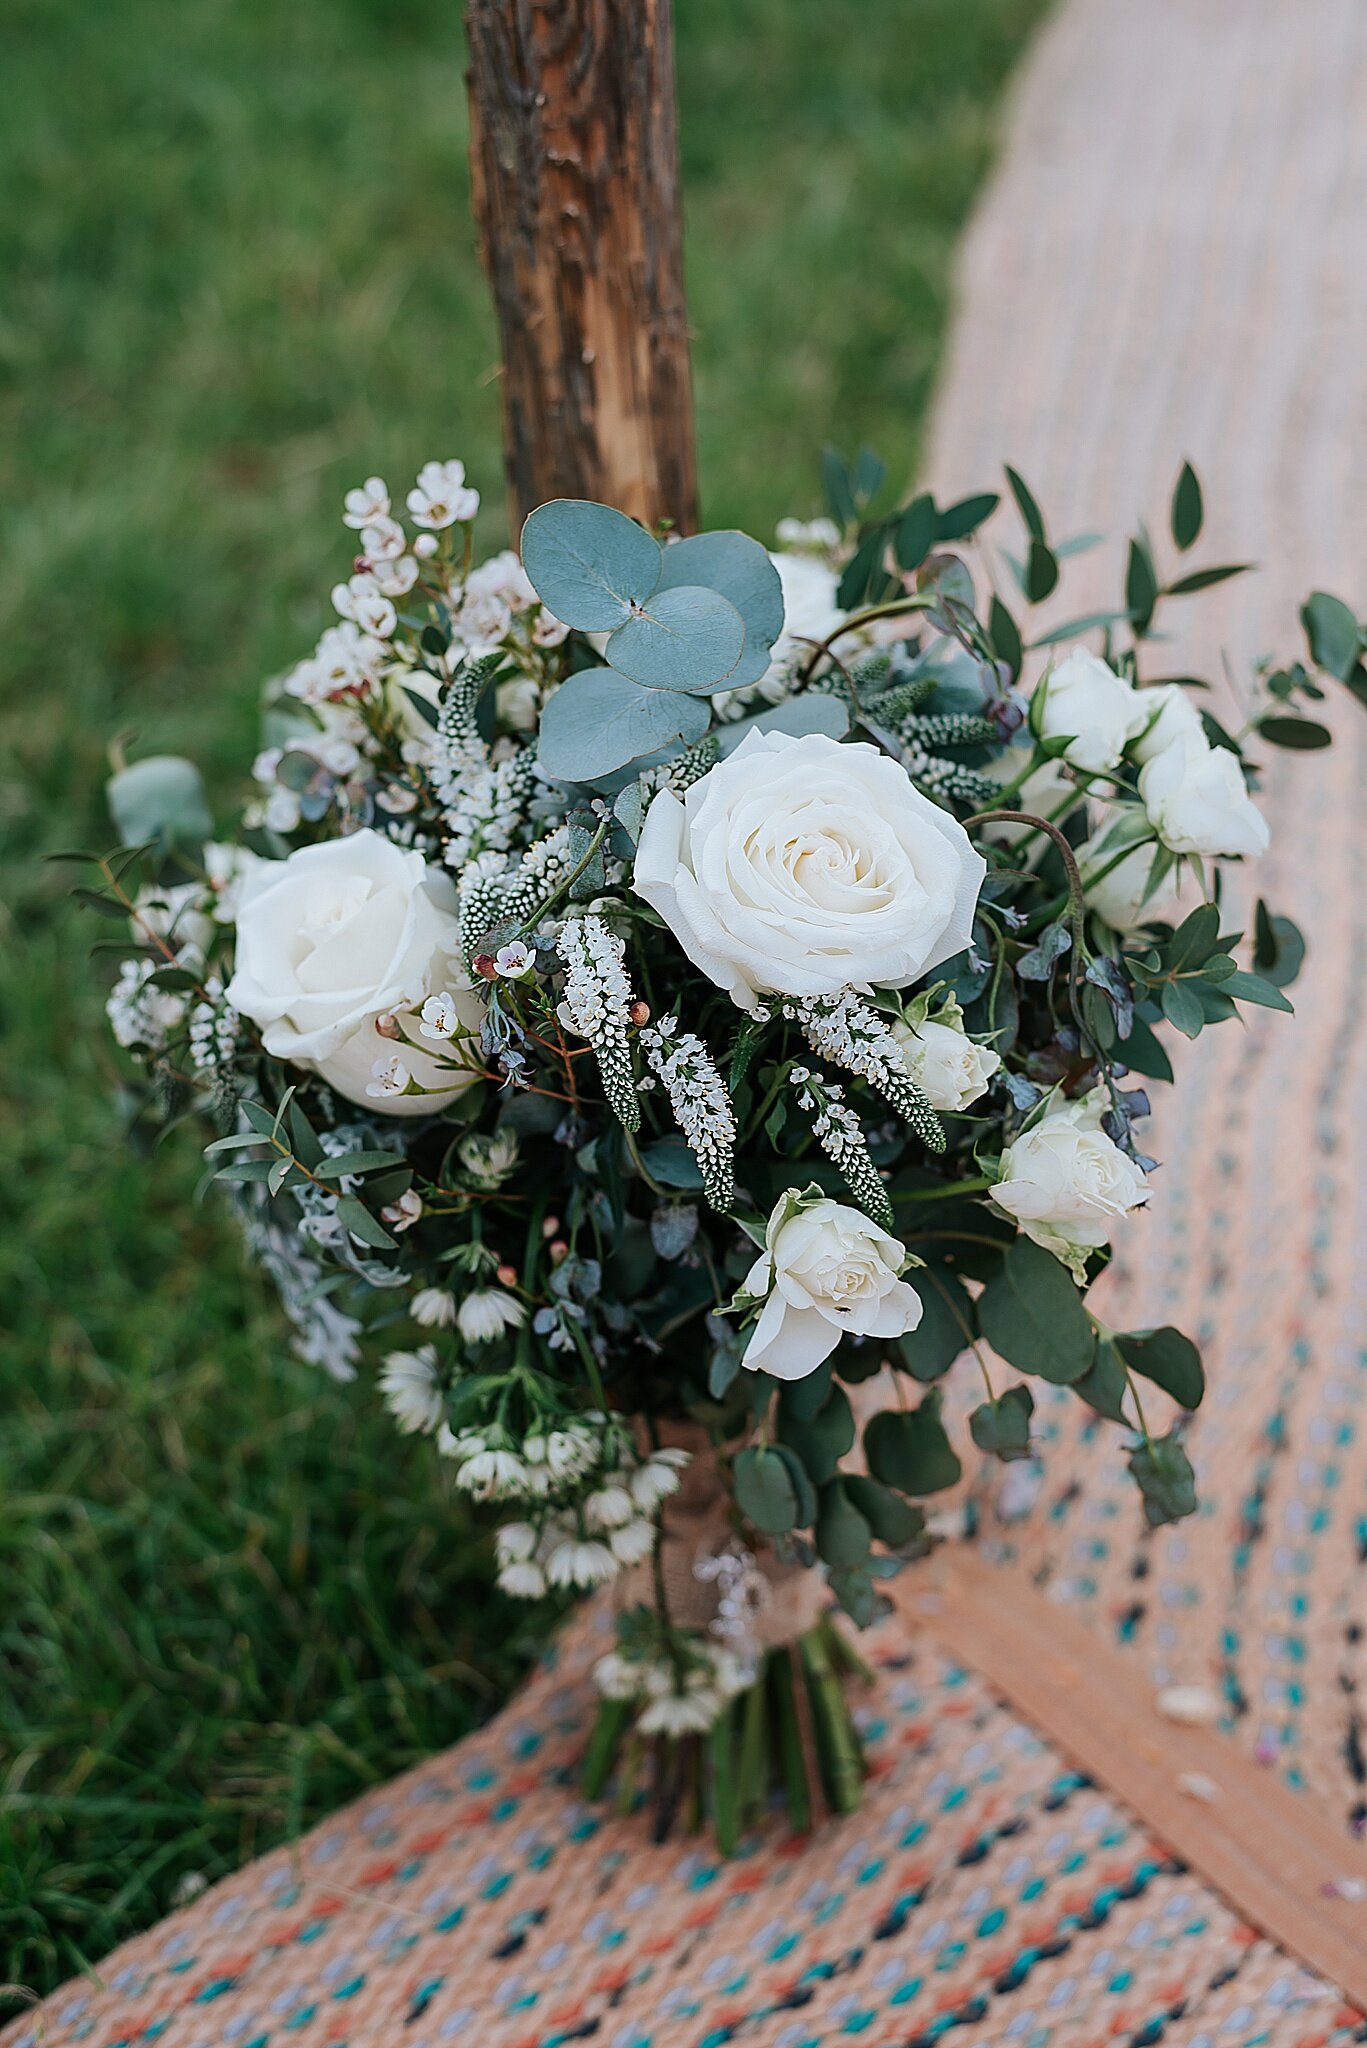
[908,1549,1367,2007]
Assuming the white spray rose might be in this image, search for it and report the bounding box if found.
[1129,682,1204,764]
[1035,649,1146,773]
[633,730,985,1013]
[225,829,482,1113]
[739,1187,923,1381]
[892,1014,1001,1112]
[1138,732,1270,858]
[1081,831,1189,931]
[991,1090,1148,1277]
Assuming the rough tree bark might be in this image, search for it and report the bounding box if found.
[465,0,699,538]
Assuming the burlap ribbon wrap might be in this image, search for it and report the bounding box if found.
[618,1421,828,1651]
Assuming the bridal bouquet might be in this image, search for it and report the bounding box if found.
[84,450,1364,1840]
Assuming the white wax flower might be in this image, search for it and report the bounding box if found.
[991,1090,1148,1276]
[225,830,483,1114]
[1138,732,1270,858]
[633,730,985,1013]
[1034,648,1146,773]
[740,1187,923,1381]
[892,1013,1001,1112]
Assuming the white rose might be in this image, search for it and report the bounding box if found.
[763,551,846,688]
[633,730,985,1013]
[991,1090,1148,1274]
[893,1014,1001,1112]
[1035,649,1146,773]
[1081,832,1189,931]
[1129,682,1204,764]
[740,1188,923,1381]
[1138,732,1270,858]
[225,828,482,1113]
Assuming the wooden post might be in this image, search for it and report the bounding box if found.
[465,0,699,537]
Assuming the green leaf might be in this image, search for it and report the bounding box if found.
[612,781,645,844]
[1253,901,1306,989]
[72,886,134,920]
[1004,465,1046,543]
[1023,537,1059,604]
[1167,901,1220,970]
[537,667,709,782]
[1165,563,1251,597]
[1113,1327,1204,1410]
[1301,589,1362,682]
[864,1392,962,1497]
[605,584,745,693]
[637,1135,704,1190]
[1126,537,1159,637]
[312,1150,402,1180]
[781,1359,833,1421]
[895,1260,974,1382]
[821,448,858,529]
[1161,979,1205,1038]
[1128,1431,1197,1528]
[936,491,999,542]
[708,1347,741,1399]
[107,755,213,852]
[1073,1337,1131,1424]
[267,1156,295,1197]
[654,530,784,690]
[334,1195,398,1251]
[895,494,937,574]
[733,1444,813,1534]
[977,1236,1095,1383]
[1218,970,1294,1014]
[815,1480,872,1569]
[713,692,848,755]
[1170,461,1203,551]
[776,1383,855,1485]
[1119,1012,1175,1082]
[520,498,661,631]
[989,595,1023,681]
[1257,715,1332,750]
[968,1384,1035,1460]
[853,446,887,506]
[842,1475,927,1550]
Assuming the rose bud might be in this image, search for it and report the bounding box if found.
[628,1000,651,1027]
[541,1214,561,1239]
[548,1239,569,1265]
[495,1262,519,1288]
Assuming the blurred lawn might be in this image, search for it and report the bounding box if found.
[0,0,1046,2000]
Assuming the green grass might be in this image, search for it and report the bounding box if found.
[0,0,1046,2001]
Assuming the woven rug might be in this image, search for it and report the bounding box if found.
[12,1,1367,2041]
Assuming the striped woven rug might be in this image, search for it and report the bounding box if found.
[11,1,1367,2041]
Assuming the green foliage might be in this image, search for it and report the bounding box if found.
[864,1392,962,1496]
[976,1236,1095,1383]
[968,1383,1034,1459]
[1128,1431,1198,1528]
[520,502,786,779]
[1113,1326,1204,1410]
[106,754,213,855]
